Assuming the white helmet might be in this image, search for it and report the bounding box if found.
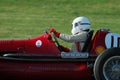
[71,16,90,35]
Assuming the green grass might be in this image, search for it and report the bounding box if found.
[0,0,120,48]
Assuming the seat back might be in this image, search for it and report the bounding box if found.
[81,30,94,52]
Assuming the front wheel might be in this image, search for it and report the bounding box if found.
[94,48,120,80]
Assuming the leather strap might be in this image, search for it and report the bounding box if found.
[75,42,81,52]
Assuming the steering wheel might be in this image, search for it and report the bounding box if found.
[51,32,63,51]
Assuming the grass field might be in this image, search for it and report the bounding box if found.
[0,0,120,48]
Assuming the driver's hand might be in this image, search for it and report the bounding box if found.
[49,28,60,38]
[49,28,56,33]
[59,45,70,52]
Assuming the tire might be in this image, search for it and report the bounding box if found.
[94,48,120,80]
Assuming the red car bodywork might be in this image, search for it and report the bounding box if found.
[0,29,109,80]
[0,33,60,54]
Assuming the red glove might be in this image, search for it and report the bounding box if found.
[59,45,70,52]
[49,28,60,38]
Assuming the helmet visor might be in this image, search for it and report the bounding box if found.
[73,22,90,28]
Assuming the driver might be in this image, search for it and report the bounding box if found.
[50,16,91,52]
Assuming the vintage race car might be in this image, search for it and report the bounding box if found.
[0,28,119,80]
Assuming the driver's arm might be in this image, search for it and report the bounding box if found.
[59,31,87,43]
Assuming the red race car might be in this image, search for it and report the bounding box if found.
[0,28,119,80]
